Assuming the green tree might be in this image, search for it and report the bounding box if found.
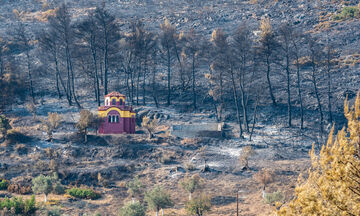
[32,174,54,202]
[126,176,144,201]
[185,194,211,216]
[144,186,173,216]
[118,201,146,216]
[41,112,61,142]
[180,174,203,200]
[0,114,11,140]
[76,109,95,142]
[277,93,360,215]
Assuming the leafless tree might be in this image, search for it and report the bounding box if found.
[278,22,294,127]
[75,12,101,106]
[307,35,324,136]
[48,3,81,108]
[232,23,253,132]
[291,28,305,129]
[95,3,120,95]
[259,17,278,106]
[38,29,65,100]
[183,28,205,110]
[208,29,229,123]
[159,19,178,105]
[12,23,36,104]
[324,40,337,123]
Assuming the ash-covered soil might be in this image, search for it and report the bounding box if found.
[0,97,323,215]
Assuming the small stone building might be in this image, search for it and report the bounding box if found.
[98,92,136,134]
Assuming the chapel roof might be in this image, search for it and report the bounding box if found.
[105,92,126,97]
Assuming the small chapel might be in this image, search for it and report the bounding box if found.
[97,92,136,134]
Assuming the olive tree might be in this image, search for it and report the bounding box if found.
[144,186,173,216]
[118,201,146,216]
[76,109,95,142]
[185,194,211,216]
[126,176,144,202]
[180,174,203,200]
[32,174,53,202]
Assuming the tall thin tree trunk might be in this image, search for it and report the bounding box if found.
[293,44,304,129]
[130,69,135,105]
[143,59,147,105]
[152,65,159,108]
[266,55,276,106]
[65,46,73,106]
[136,62,141,105]
[104,38,109,95]
[230,65,243,138]
[26,50,35,104]
[100,60,104,86]
[126,72,130,100]
[327,50,333,123]
[68,51,81,108]
[55,54,71,104]
[285,53,292,127]
[92,46,101,106]
[249,93,259,141]
[167,48,171,106]
[192,54,197,110]
[311,62,324,137]
[239,57,248,131]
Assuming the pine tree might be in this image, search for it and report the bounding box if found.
[277,93,360,216]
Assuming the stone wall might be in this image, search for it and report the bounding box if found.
[171,123,223,138]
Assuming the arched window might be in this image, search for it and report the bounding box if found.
[116,116,119,123]
[108,115,111,123]
[112,115,115,123]
[120,99,123,106]
[112,99,116,105]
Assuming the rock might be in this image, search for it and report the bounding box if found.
[0,163,8,170]
[201,164,211,173]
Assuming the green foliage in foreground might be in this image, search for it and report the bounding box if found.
[334,6,360,20]
[126,176,144,198]
[0,195,36,215]
[66,187,101,200]
[0,179,9,190]
[185,194,211,216]
[118,201,146,216]
[264,191,284,205]
[144,186,173,213]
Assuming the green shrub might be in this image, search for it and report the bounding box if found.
[144,186,173,216]
[334,6,360,20]
[0,179,9,190]
[47,206,62,216]
[53,182,65,195]
[185,194,211,216]
[126,176,144,198]
[0,195,36,215]
[118,201,146,216]
[66,187,101,200]
[264,191,284,205]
